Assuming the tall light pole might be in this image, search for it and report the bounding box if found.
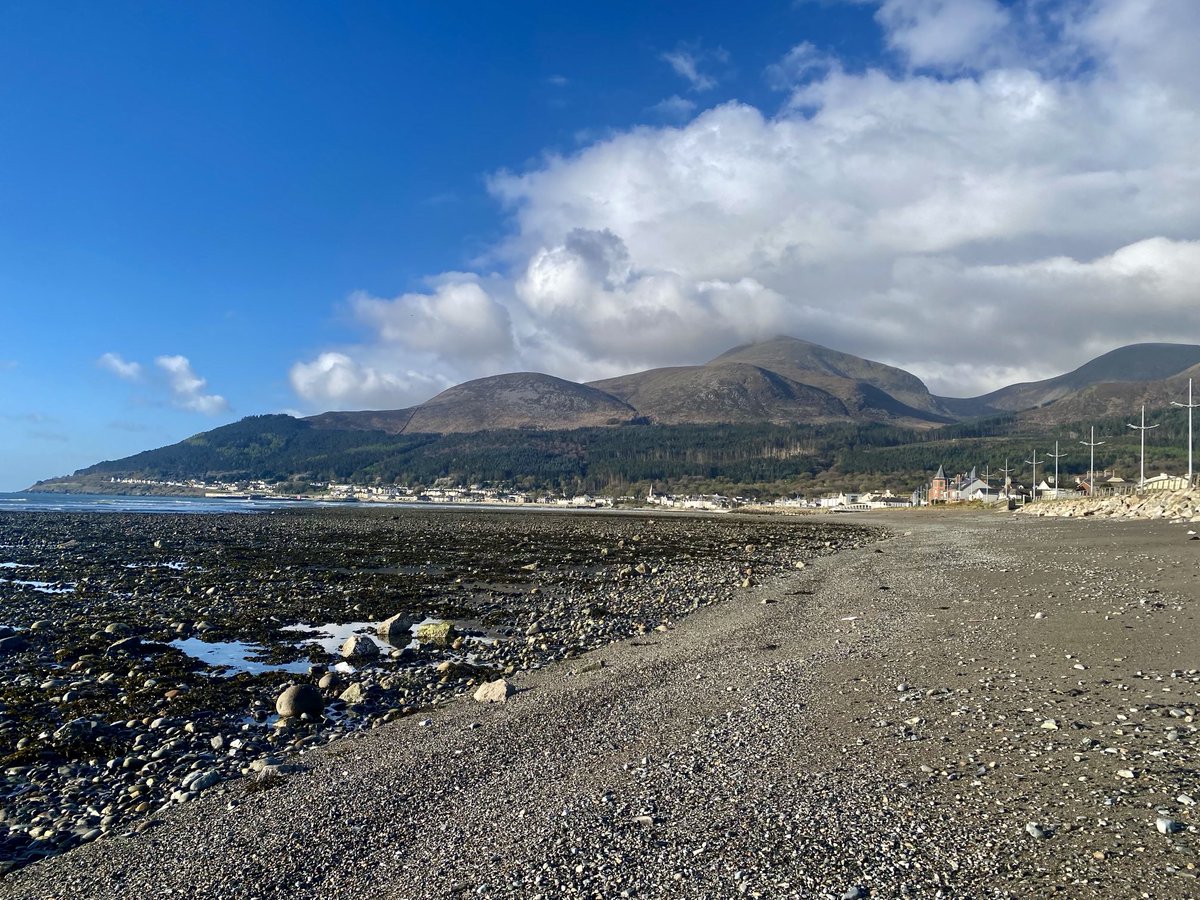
[1024,450,1040,501]
[1079,427,1105,496]
[1046,441,1067,499]
[1126,404,1159,489]
[997,458,1013,497]
[1172,378,1197,486]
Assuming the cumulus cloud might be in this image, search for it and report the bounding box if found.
[97,352,143,380]
[285,277,516,409]
[292,1,1200,410]
[289,352,449,409]
[876,0,1011,71]
[99,351,228,414]
[154,356,229,414]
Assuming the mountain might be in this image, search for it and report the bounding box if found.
[590,337,954,428]
[308,373,637,435]
[965,343,1200,414]
[28,338,1200,496]
[1014,362,1200,425]
[588,363,850,426]
[310,336,954,435]
[708,337,953,419]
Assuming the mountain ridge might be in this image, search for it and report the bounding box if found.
[29,337,1200,493]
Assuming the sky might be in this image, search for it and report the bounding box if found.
[2,0,1199,490]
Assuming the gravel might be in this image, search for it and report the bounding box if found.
[1,508,1197,898]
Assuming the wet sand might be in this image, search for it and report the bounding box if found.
[2,509,1198,899]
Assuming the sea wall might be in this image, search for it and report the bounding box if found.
[1019,487,1200,522]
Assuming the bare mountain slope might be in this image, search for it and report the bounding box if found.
[971,342,1200,413]
[589,363,849,425]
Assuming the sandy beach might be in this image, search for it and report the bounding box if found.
[2,509,1198,899]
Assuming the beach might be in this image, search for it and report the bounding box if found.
[1,508,1198,898]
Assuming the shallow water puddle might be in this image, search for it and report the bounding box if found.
[281,620,394,655]
[168,637,310,675]
[2,578,75,594]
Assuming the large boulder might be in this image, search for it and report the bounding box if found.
[473,678,515,703]
[276,683,324,718]
[377,613,417,645]
[415,621,455,647]
[340,634,380,660]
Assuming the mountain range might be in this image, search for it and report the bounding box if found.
[31,337,1200,494]
[305,337,1200,435]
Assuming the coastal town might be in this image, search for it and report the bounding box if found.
[102,461,1197,513]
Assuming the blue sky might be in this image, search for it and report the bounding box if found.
[3,1,1199,490]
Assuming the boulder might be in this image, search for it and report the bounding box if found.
[473,678,515,703]
[0,634,27,654]
[338,683,368,705]
[415,621,455,647]
[340,634,380,660]
[377,613,417,645]
[276,683,324,718]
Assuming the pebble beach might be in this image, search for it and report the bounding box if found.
[1,507,1198,898]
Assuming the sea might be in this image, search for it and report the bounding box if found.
[0,491,338,514]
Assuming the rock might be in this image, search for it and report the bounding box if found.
[339,683,368,705]
[105,636,144,656]
[276,684,324,718]
[842,888,867,900]
[473,679,515,703]
[181,769,221,792]
[318,672,342,690]
[415,621,455,647]
[377,613,416,645]
[1156,817,1183,835]
[1040,719,1059,730]
[340,634,379,660]
[0,634,27,654]
[1025,822,1050,839]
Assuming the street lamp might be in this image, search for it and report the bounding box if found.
[1046,441,1067,499]
[1172,378,1197,486]
[1079,427,1105,497]
[1024,449,1040,501]
[1126,404,1159,489]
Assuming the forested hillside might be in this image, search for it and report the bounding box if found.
[38,404,1196,498]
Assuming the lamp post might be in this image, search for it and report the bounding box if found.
[1024,450,1040,501]
[1126,404,1159,489]
[997,458,1013,497]
[1172,378,1197,486]
[1046,441,1067,499]
[1079,427,1105,497]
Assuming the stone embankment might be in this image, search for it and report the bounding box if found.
[1019,488,1200,523]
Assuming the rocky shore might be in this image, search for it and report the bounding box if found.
[0,508,874,876]
[1020,487,1200,523]
[3,509,1198,899]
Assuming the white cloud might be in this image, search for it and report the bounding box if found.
[876,0,1011,71]
[289,352,448,410]
[97,352,143,380]
[99,351,228,413]
[350,276,515,361]
[765,42,833,89]
[661,42,729,92]
[154,355,229,414]
[293,2,1200,408]
[650,95,698,120]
